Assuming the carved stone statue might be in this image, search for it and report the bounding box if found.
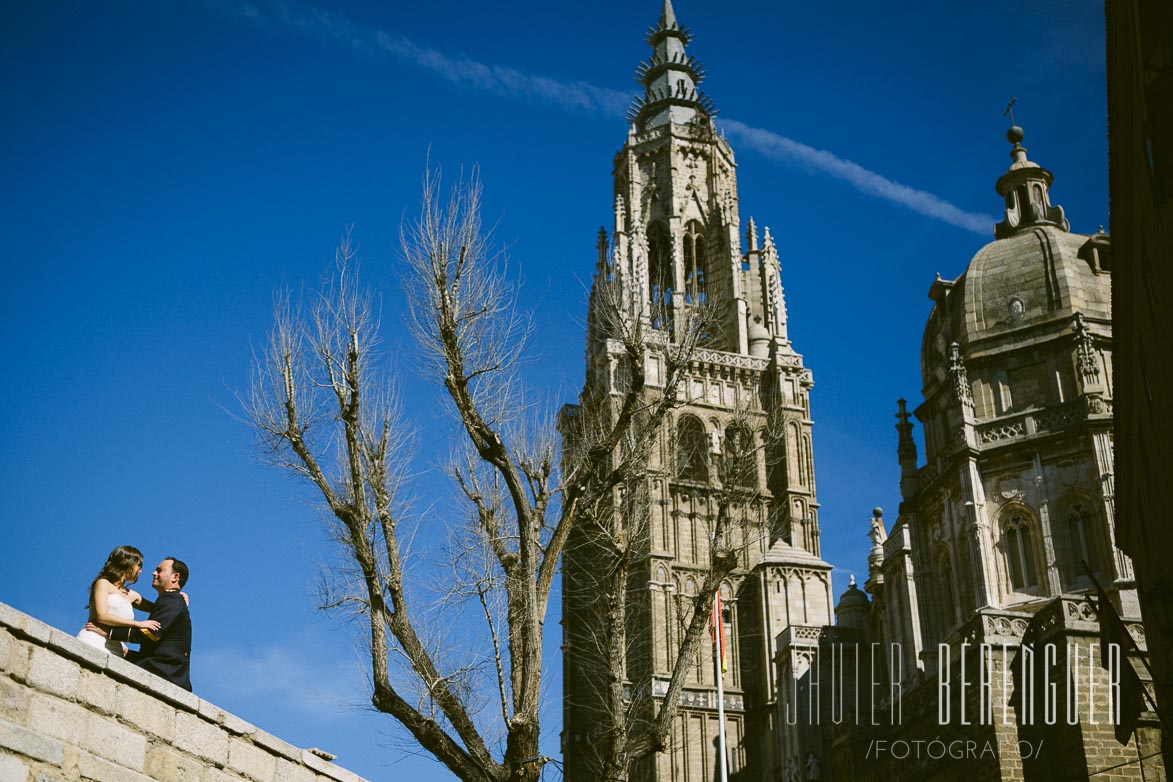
[805,752,821,780]
[868,516,886,547]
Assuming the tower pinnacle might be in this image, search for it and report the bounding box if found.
[627,0,717,130]
[660,0,677,27]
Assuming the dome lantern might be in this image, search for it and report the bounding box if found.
[993,125,1070,239]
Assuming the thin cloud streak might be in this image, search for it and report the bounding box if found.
[200,643,360,719]
[720,119,995,235]
[225,0,994,235]
[232,0,630,115]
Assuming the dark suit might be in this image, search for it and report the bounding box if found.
[109,590,192,691]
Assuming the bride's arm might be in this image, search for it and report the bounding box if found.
[90,580,158,630]
[130,590,153,612]
[131,590,189,612]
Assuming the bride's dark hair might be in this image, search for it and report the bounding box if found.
[88,545,144,606]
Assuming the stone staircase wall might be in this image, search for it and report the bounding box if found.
[0,601,371,782]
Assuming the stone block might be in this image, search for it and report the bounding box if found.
[0,717,65,764]
[0,753,29,782]
[198,699,224,723]
[78,671,117,715]
[103,656,198,710]
[0,676,30,724]
[26,650,79,700]
[205,769,249,782]
[2,642,30,684]
[76,749,153,782]
[26,694,88,743]
[0,604,28,636]
[174,712,228,765]
[145,745,208,782]
[17,618,49,646]
[300,751,366,782]
[116,683,175,742]
[273,760,316,782]
[314,760,366,782]
[221,712,255,737]
[0,629,13,672]
[33,772,70,782]
[228,738,277,782]
[252,729,298,762]
[83,712,146,769]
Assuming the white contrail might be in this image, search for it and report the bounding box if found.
[223,0,994,235]
[720,119,995,235]
[230,0,630,115]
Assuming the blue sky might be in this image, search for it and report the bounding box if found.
[0,1,1107,779]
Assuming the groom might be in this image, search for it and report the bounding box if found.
[89,557,193,691]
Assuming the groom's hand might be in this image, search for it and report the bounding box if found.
[83,622,108,638]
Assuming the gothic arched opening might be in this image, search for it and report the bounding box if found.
[682,220,707,304]
[676,415,709,482]
[647,221,673,329]
[1000,509,1040,592]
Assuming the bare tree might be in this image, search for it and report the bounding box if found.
[247,168,756,782]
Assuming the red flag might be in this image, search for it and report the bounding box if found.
[710,591,727,674]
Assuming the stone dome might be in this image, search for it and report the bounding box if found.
[920,225,1110,389]
[835,576,870,630]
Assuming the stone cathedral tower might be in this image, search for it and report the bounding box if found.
[561,2,834,779]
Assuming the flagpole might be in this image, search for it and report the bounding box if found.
[1083,562,1169,730]
[714,590,729,782]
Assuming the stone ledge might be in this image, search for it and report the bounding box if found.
[0,601,371,782]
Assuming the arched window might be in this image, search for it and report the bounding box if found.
[647,222,673,328]
[1030,183,1045,218]
[1002,511,1038,591]
[802,434,814,491]
[682,220,707,304]
[655,566,672,673]
[722,424,756,487]
[676,416,709,482]
[1067,501,1101,578]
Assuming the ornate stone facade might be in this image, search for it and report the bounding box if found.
[562,3,1165,780]
[560,2,831,779]
[818,131,1165,779]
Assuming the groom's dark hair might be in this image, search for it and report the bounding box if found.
[166,557,189,588]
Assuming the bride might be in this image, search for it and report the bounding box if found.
[77,545,161,656]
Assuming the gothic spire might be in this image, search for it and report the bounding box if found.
[660,0,677,27]
[627,0,718,131]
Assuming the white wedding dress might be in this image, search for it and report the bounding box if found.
[77,591,132,656]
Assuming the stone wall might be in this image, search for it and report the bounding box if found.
[0,601,371,782]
